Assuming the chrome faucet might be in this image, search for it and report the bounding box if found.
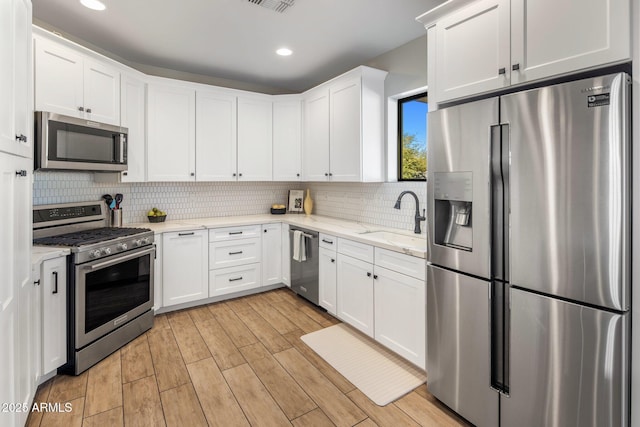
[394,191,426,234]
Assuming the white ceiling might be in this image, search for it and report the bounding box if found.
[32,0,442,92]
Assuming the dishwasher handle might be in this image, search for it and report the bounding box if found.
[289,229,318,239]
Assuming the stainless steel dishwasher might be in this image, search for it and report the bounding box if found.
[289,226,319,305]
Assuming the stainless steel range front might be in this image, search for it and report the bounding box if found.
[33,201,155,374]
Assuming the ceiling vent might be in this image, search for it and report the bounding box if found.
[248,0,295,13]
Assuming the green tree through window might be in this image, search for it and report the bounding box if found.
[398,93,427,180]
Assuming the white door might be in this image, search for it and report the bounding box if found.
[374,266,426,369]
[273,98,302,181]
[329,77,361,182]
[237,96,272,181]
[83,59,120,125]
[262,223,282,286]
[510,0,630,85]
[302,87,330,181]
[435,0,511,102]
[0,0,14,158]
[11,0,31,159]
[147,83,196,181]
[41,256,67,374]
[34,37,84,118]
[336,254,374,337]
[162,230,208,307]
[195,90,237,181]
[120,74,146,182]
[319,247,337,315]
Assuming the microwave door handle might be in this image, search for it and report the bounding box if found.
[119,134,126,163]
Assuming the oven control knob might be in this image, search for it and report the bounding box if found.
[101,248,112,255]
[133,239,142,247]
[117,243,128,251]
[141,238,150,245]
[89,250,101,259]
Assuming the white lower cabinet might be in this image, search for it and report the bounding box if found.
[336,254,374,337]
[162,230,208,307]
[41,256,67,374]
[319,247,337,315]
[153,234,162,311]
[374,265,426,369]
[261,223,282,286]
[281,223,290,287]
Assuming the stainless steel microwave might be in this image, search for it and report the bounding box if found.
[35,111,128,172]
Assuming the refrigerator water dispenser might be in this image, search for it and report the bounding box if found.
[433,172,473,251]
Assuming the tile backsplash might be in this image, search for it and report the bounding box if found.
[33,172,426,232]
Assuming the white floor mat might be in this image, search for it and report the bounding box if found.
[301,324,426,406]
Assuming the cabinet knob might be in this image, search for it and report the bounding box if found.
[233,173,237,177]
[325,173,329,177]
[373,274,378,280]
[190,172,195,176]
[512,63,520,71]
[498,68,506,75]
[329,173,333,177]
[264,229,267,233]
[86,108,92,113]
[296,173,300,177]
[239,173,243,177]
[367,272,372,277]
[15,134,27,142]
[15,170,27,177]
[123,172,128,176]
[331,258,335,263]
[78,106,84,112]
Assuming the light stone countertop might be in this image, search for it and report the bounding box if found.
[129,214,427,258]
[32,246,71,267]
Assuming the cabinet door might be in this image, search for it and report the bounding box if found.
[196,90,237,181]
[510,0,630,85]
[83,59,120,125]
[336,254,374,337]
[237,96,272,181]
[34,37,84,118]
[11,0,31,159]
[147,83,196,181]
[0,0,14,158]
[319,247,337,315]
[42,256,67,374]
[435,0,510,102]
[153,233,162,311]
[374,266,425,369]
[261,223,282,286]
[162,230,208,307]
[121,74,146,182]
[281,223,290,287]
[302,88,330,181]
[273,98,302,181]
[330,77,361,181]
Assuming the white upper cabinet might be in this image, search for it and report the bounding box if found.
[273,96,302,181]
[302,87,330,181]
[509,0,630,85]
[424,0,631,104]
[434,0,511,102]
[120,73,146,182]
[0,0,32,158]
[196,89,237,181]
[302,67,387,182]
[147,82,196,181]
[237,96,273,181]
[34,35,121,125]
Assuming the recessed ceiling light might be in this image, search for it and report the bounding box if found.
[276,48,293,56]
[80,0,106,11]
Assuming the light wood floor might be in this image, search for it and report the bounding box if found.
[26,288,470,427]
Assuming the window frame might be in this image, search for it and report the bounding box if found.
[397,92,428,182]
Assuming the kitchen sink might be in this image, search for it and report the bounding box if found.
[359,230,427,250]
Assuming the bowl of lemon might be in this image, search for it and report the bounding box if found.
[147,207,167,223]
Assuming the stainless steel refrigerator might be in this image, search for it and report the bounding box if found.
[426,72,630,427]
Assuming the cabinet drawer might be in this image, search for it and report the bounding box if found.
[337,238,374,264]
[375,247,425,281]
[319,233,337,251]
[210,225,261,242]
[209,263,261,297]
[209,238,261,269]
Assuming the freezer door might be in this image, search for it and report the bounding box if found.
[503,288,629,427]
[427,97,498,279]
[427,264,498,427]
[504,72,630,311]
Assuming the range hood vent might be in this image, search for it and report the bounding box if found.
[248,0,295,13]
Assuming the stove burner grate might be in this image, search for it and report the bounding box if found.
[33,227,151,247]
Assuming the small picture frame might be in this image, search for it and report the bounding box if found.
[288,190,304,213]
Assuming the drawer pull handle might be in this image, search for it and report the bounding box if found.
[178,232,195,236]
[229,251,243,255]
[498,67,506,75]
[322,239,334,244]
[52,271,59,294]
[229,276,243,282]
[229,231,243,235]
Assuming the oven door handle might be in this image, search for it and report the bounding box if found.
[83,246,156,271]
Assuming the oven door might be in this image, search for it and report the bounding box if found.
[75,246,154,349]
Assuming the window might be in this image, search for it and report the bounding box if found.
[398,93,428,181]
